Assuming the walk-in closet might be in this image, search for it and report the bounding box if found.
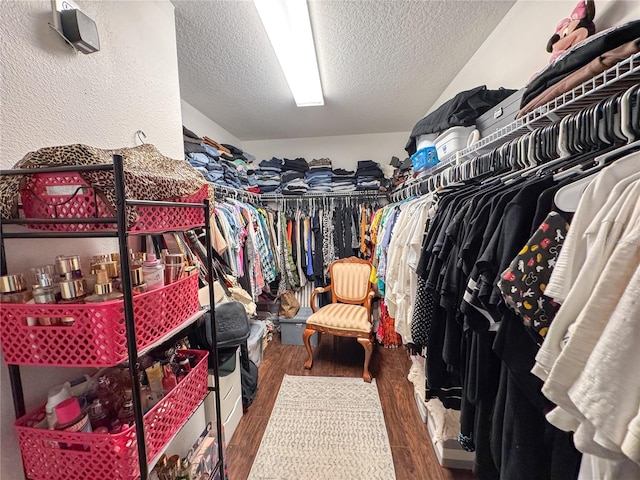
[1,1,639,479]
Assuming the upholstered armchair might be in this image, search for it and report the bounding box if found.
[302,257,376,382]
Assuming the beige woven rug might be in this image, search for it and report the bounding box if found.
[247,375,396,480]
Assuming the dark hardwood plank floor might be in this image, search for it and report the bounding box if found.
[226,332,476,480]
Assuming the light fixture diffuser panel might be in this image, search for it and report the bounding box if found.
[254,0,324,107]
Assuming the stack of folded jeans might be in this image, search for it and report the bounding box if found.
[282,178,309,195]
[188,152,224,184]
[332,168,356,193]
[252,157,283,193]
[183,126,256,190]
[220,160,243,189]
[282,158,309,175]
[306,158,333,193]
[355,160,384,191]
[279,157,309,195]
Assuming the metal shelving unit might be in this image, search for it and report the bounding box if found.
[0,155,225,480]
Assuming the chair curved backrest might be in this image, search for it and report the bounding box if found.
[329,257,373,305]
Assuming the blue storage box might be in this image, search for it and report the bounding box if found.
[411,146,439,173]
[279,307,320,346]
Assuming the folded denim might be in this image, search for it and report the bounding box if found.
[356,169,383,178]
[221,143,243,156]
[332,179,357,185]
[282,158,309,172]
[259,158,283,169]
[184,142,206,155]
[357,160,379,169]
[306,170,332,177]
[281,171,305,183]
[255,167,282,175]
[188,152,211,166]
[332,168,355,176]
[203,144,220,157]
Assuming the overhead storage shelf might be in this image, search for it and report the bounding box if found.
[437,51,640,166]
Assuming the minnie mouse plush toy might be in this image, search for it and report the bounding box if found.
[546,0,596,63]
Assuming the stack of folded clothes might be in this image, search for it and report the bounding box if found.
[280,157,309,195]
[282,178,309,195]
[306,158,333,193]
[331,168,356,193]
[250,157,283,193]
[183,126,255,190]
[355,160,384,191]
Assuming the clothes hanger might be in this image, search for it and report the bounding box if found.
[621,83,639,142]
[553,89,640,212]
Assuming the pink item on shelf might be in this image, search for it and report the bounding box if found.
[20,173,208,233]
[54,398,81,426]
[0,274,199,366]
[16,350,209,480]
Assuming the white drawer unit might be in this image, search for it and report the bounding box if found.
[205,348,243,443]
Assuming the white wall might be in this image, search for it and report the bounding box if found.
[0,1,183,478]
[428,0,640,114]
[181,100,243,147]
[243,131,410,170]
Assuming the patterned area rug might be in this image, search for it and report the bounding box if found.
[247,375,396,480]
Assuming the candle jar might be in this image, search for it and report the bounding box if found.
[58,279,87,326]
[55,255,83,280]
[0,274,32,304]
[164,253,185,285]
[29,267,62,326]
[130,266,148,294]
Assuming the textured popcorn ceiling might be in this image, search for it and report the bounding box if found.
[174,0,515,141]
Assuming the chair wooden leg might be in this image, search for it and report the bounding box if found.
[357,336,373,383]
[303,328,315,369]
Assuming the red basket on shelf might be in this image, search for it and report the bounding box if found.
[0,274,199,366]
[15,350,209,480]
[20,173,208,233]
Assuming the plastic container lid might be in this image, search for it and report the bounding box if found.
[143,253,161,267]
[54,397,82,425]
[47,384,72,411]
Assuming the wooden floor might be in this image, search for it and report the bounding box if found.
[226,332,476,480]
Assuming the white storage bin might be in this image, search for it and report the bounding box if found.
[434,126,475,159]
[416,133,437,151]
[248,320,266,366]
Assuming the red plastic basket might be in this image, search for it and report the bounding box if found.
[0,274,199,366]
[20,173,207,233]
[15,350,209,480]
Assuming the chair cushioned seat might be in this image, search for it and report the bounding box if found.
[307,303,371,333]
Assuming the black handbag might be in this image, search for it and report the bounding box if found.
[190,301,250,351]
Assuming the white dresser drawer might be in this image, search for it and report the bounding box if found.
[223,394,244,442]
[207,349,241,400]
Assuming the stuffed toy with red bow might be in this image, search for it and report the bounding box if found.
[547,0,596,63]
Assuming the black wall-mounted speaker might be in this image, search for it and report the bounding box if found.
[60,9,100,54]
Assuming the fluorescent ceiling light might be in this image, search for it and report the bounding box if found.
[253,0,324,107]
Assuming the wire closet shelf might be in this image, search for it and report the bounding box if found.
[391,51,640,201]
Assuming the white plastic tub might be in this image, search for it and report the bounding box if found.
[434,126,475,159]
[248,320,266,366]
